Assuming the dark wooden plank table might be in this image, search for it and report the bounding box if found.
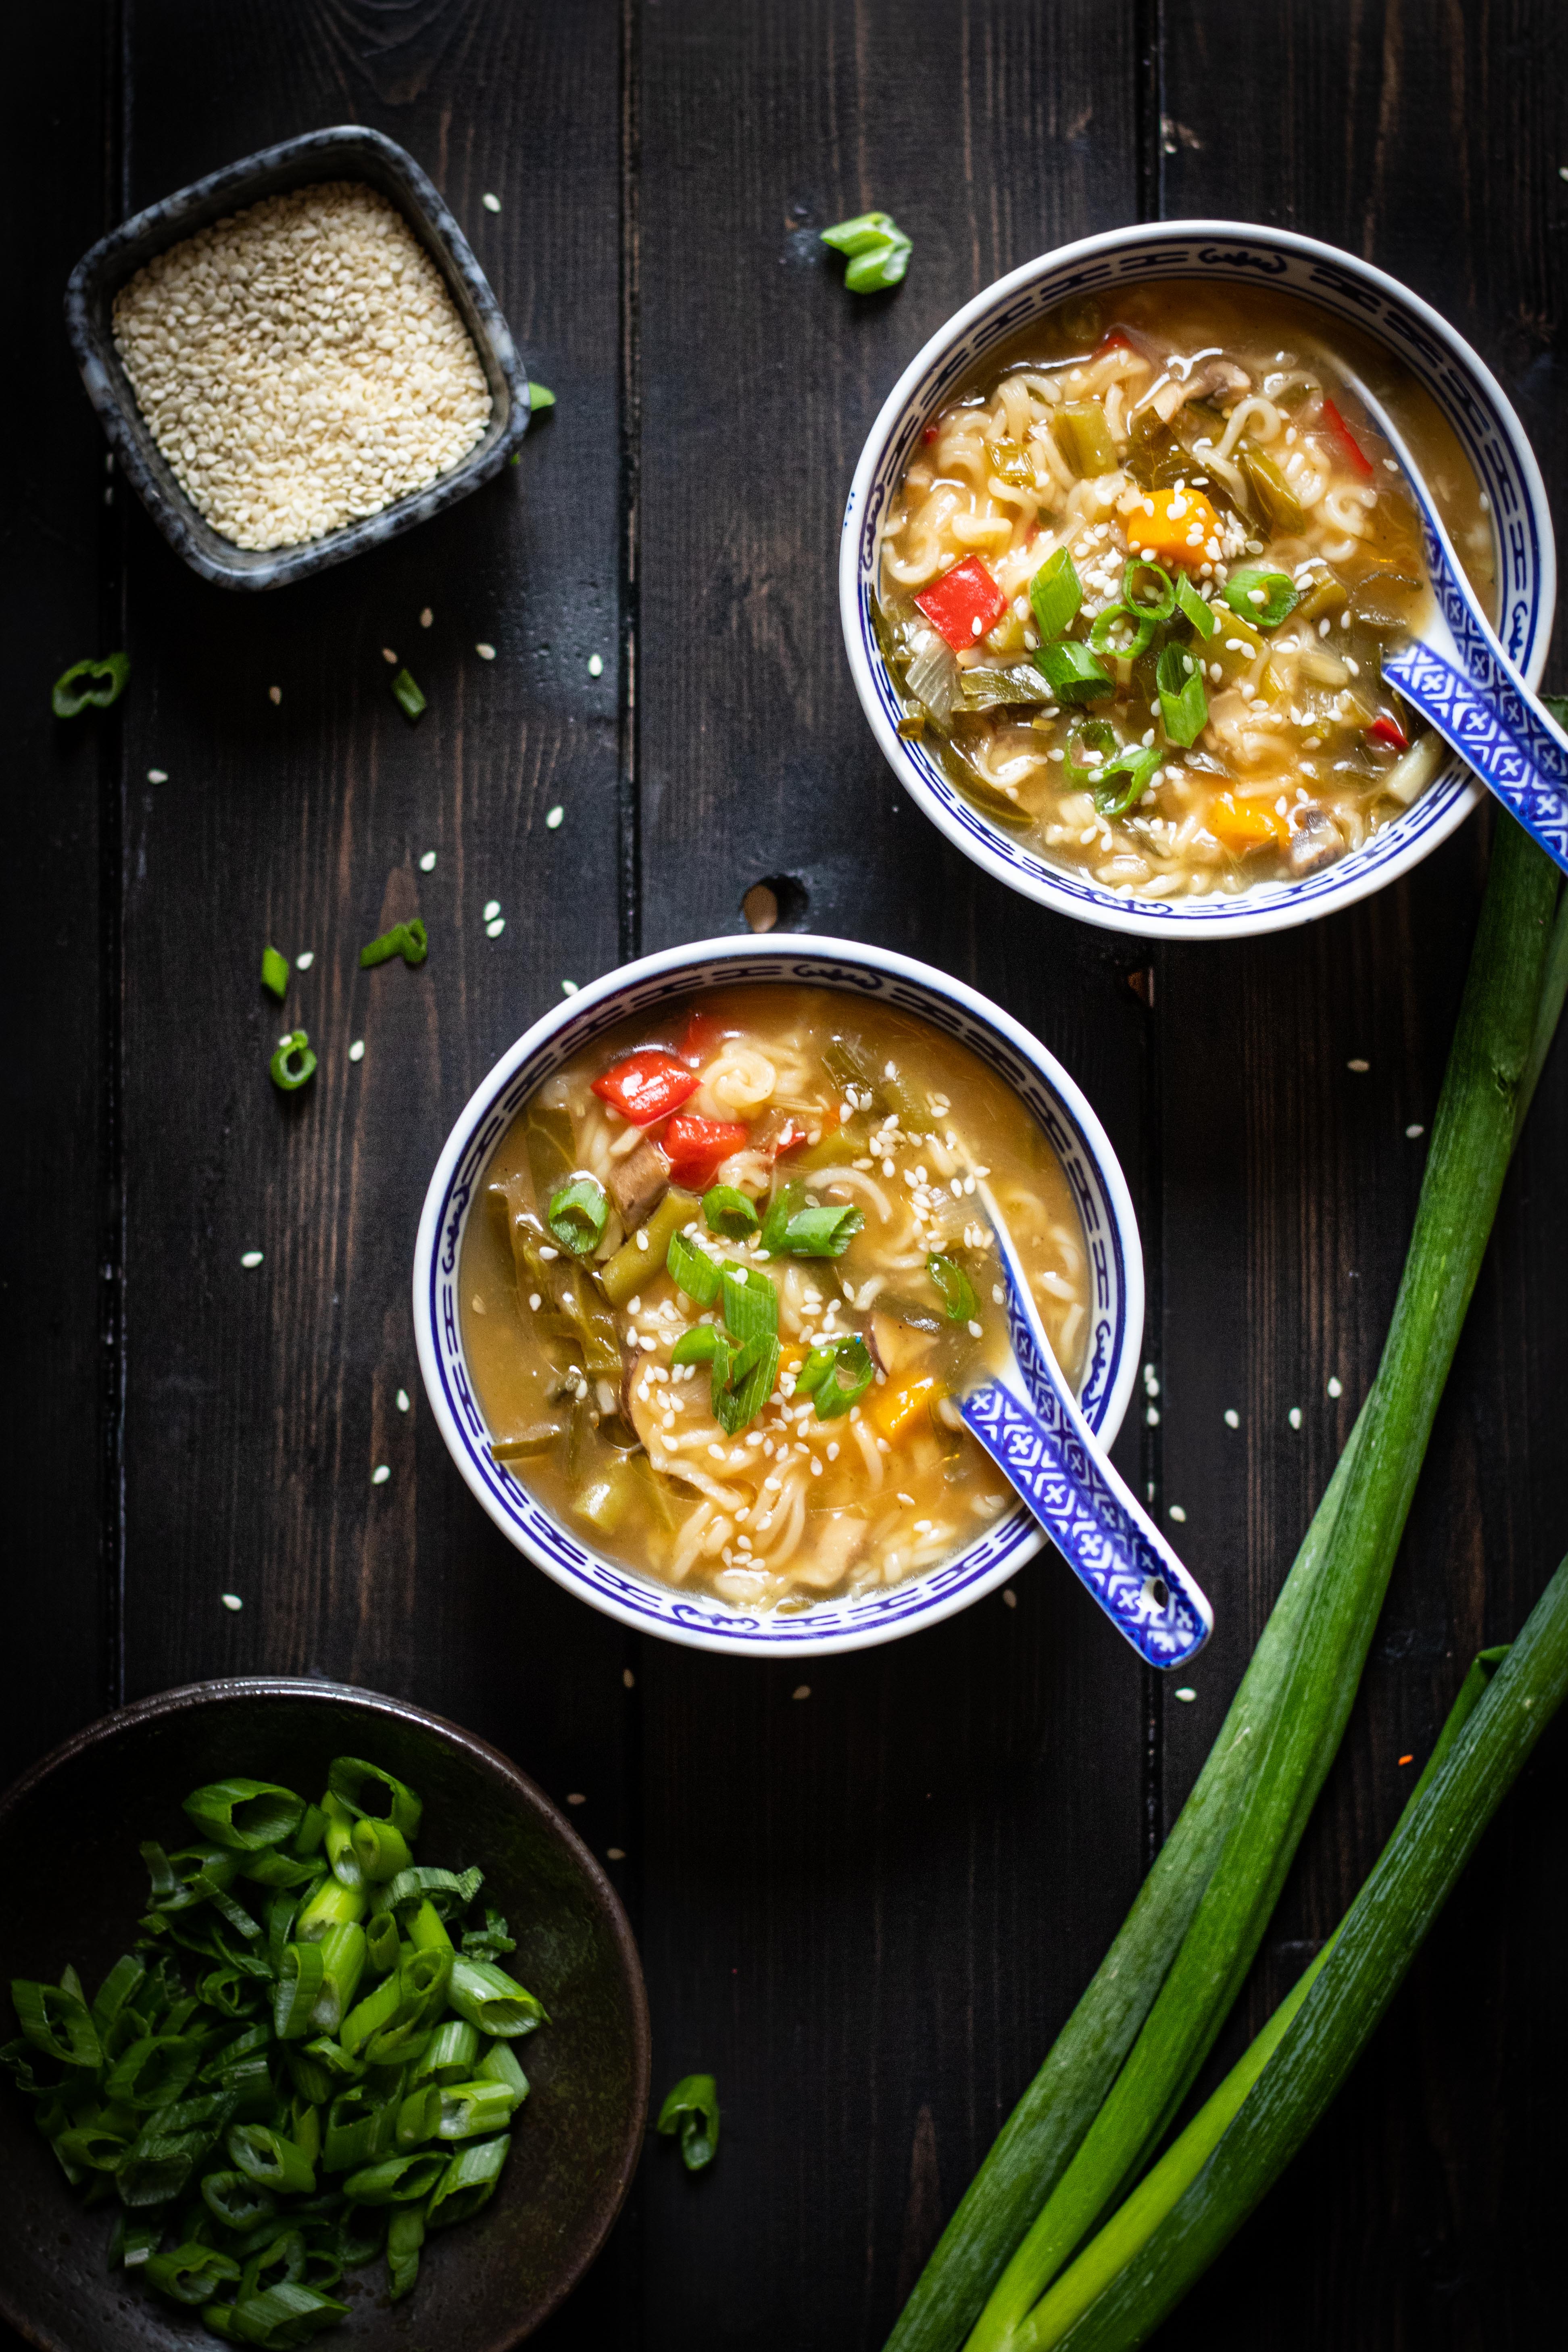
[6,4,1566,2347]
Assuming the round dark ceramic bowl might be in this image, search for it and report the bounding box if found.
[0,1680,650,2352]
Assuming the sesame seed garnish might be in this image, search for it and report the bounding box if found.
[1168,1504,1187,1523]
[1224,1407,1239,1428]
[240,1251,264,1269]
[268,686,282,705]
[418,849,437,872]
[483,899,501,921]
[396,1389,410,1412]
[475,642,496,660]
[1405,1123,1424,1139]
[1288,1407,1303,1429]
[1347,1058,1370,1073]
[588,653,604,678]
[221,1593,243,1612]
[482,192,502,213]
[1327,1376,1343,1398]
[792,1685,811,1701]
[348,1039,365,1062]
[295,950,314,971]
[147,769,168,782]
[486,917,506,939]
[566,1791,585,1805]
[420,607,433,628]
[1174,1686,1196,1702]
[371,1464,391,1485]
[546,805,564,829]
[561,979,579,995]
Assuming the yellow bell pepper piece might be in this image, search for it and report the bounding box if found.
[1206,792,1289,853]
[1125,486,1222,568]
[872,1373,945,1443]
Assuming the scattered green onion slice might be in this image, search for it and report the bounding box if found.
[761,1178,806,1255]
[811,1334,876,1421]
[1123,556,1177,620]
[546,1175,610,1258]
[656,2072,720,2172]
[782,1203,865,1258]
[1221,566,1299,629]
[358,920,428,970]
[425,2133,511,2229]
[269,1032,317,1093]
[792,1345,836,1400]
[703,1184,759,1238]
[667,1226,724,1307]
[1156,641,1209,748]
[390,667,426,721]
[51,651,130,718]
[1028,548,1082,643]
[184,1779,305,1852]
[1093,743,1163,820]
[1086,605,1156,661]
[928,1253,980,1324]
[1032,639,1113,704]
[1062,717,1121,794]
[1175,573,1219,638]
[261,947,289,1001]
[820,211,912,293]
[527,382,555,411]
[671,1324,720,1366]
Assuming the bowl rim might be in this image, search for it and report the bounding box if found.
[839,215,1557,940]
[0,1676,651,2352]
[63,124,531,591]
[413,933,1144,1658]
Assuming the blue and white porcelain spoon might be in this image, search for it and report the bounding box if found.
[1335,368,1568,878]
[956,1178,1212,1668]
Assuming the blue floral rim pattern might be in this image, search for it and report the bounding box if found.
[842,224,1554,936]
[415,941,1142,1657]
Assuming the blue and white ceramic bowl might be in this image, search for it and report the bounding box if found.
[840,220,1556,940]
[414,936,1141,1658]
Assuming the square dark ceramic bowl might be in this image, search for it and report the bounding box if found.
[64,125,532,590]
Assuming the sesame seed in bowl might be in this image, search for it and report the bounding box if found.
[65,126,532,590]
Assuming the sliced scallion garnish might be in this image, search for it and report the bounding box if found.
[261,946,289,1001]
[1093,744,1163,820]
[546,1175,610,1258]
[820,211,912,293]
[51,651,130,718]
[269,1031,317,1093]
[667,1226,724,1308]
[1122,556,1177,621]
[1086,605,1156,661]
[1032,640,1113,704]
[359,920,428,970]
[527,382,556,411]
[671,1324,720,1366]
[1028,548,1082,643]
[1220,566,1299,629]
[656,2072,720,2172]
[391,667,427,721]
[781,1203,865,1258]
[810,1334,876,1420]
[703,1184,759,1238]
[1155,642,1209,748]
[928,1253,979,1324]
[1175,573,1219,639]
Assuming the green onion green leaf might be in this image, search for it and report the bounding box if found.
[1028,548,1083,643]
[1122,557,1177,620]
[1086,606,1155,661]
[1155,641,1209,748]
[390,667,427,722]
[671,1324,720,1366]
[261,947,290,1001]
[820,211,912,293]
[811,1335,876,1420]
[527,382,556,411]
[1032,640,1113,704]
[269,1031,317,1094]
[1175,573,1219,639]
[546,1175,610,1258]
[928,1253,980,1324]
[358,920,428,970]
[656,2072,720,2172]
[667,1226,724,1307]
[781,1203,865,1258]
[703,1184,760,1239]
[1220,567,1299,629]
[51,651,130,718]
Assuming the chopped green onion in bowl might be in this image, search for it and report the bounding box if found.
[52,651,130,717]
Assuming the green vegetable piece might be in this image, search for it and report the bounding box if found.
[1122,556,1177,621]
[704,1184,760,1238]
[377,1862,482,1922]
[1156,641,1209,748]
[528,382,556,411]
[667,1225,724,1307]
[1240,442,1306,536]
[269,1030,317,1093]
[387,2203,424,2301]
[51,651,129,718]
[958,664,1056,713]
[391,667,426,721]
[599,1186,701,1307]
[671,1323,719,1366]
[1175,573,1219,639]
[343,2149,447,2203]
[760,1176,807,1254]
[928,1252,980,1324]
[1032,639,1113,704]
[1053,403,1118,478]
[184,1779,305,1853]
[1060,716,1121,793]
[201,2171,277,2232]
[656,2072,720,2172]
[306,1922,367,2035]
[325,1758,423,1841]
[1093,743,1163,820]
[782,1203,865,1258]
[820,210,912,293]
[461,1906,516,1963]
[321,2085,397,2173]
[475,2038,530,2103]
[721,1263,780,1343]
[397,2079,446,2144]
[792,1345,836,1400]
[425,2132,512,2229]
[227,2123,317,2197]
[1086,605,1155,661]
[436,2077,519,2139]
[348,1816,412,1884]
[712,1332,781,1437]
[295,1875,365,1942]
[447,1957,548,2039]
[363,1909,400,1976]
[10,1980,101,2068]
[412,2019,482,2086]
[546,1174,610,1259]
[359,918,428,970]
[261,946,290,1001]
[146,2243,242,2306]
[1221,566,1299,629]
[223,2281,349,2346]
[1028,548,1082,643]
[273,1942,327,2041]
[810,1335,876,1421]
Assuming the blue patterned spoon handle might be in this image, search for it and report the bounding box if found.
[1337,372,1568,879]
[961,1187,1213,1668]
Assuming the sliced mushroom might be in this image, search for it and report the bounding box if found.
[790,1510,870,1591]
[1286,808,1345,877]
[607,1137,670,1231]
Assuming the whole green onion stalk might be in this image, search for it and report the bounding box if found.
[886,817,1563,2352]
[1034,1553,1568,2350]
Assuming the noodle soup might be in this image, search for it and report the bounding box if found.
[876,281,1492,901]
[460,987,1090,1612]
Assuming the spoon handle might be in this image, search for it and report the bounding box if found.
[965,1180,1212,1668]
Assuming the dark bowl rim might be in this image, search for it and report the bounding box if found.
[0,1676,651,2352]
[62,123,532,592]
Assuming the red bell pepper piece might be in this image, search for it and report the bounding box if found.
[663,1112,749,1191]
[1320,396,1374,480]
[1096,328,1133,354]
[914,555,1007,651]
[591,1048,699,1125]
[1366,715,1409,753]
[678,1009,726,1068]
[922,423,939,444]
[771,1120,808,1156]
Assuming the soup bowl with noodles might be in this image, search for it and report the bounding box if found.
[840,221,1554,938]
[414,938,1141,1658]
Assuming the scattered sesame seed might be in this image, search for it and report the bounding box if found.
[418,849,437,872]
[371,1464,390,1485]
[1327,1376,1343,1398]
[1405,1123,1425,1139]
[546,805,564,829]
[1168,1504,1187,1523]
[566,1792,585,1806]
[1174,1686,1196,1702]
[1347,1058,1369,1073]
[606,1847,626,1860]
[396,1389,410,1414]
[1288,1407,1303,1430]
[295,950,314,971]
[221,1593,243,1612]
[269,685,282,705]
[382,647,398,665]
[148,769,168,782]
[475,642,496,660]
[588,653,604,678]
[486,917,505,939]
[419,607,433,628]
[482,192,502,213]
[348,1039,365,1062]
[561,979,579,995]
[622,1668,635,1689]
[483,899,501,920]
[1146,1404,1160,1426]
[1003,1588,1017,1609]
[792,1684,811,1700]
[240,1251,264,1269]
[1224,1407,1239,1428]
